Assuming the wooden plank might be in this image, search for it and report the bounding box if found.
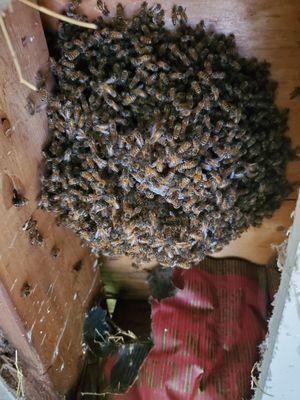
[0,1,101,395]
[0,281,57,399]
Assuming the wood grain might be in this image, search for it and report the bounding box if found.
[0,1,101,396]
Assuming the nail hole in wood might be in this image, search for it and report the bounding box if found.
[21,281,32,298]
[12,188,28,208]
[0,112,12,137]
[50,245,60,259]
[21,35,34,47]
[1,173,27,209]
[73,260,83,272]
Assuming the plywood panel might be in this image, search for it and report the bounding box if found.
[0,1,101,395]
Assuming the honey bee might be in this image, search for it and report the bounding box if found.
[111,31,123,40]
[203,115,211,130]
[290,86,300,100]
[154,8,165,25]
[178,142,191,153]
[76,113,86,129]
[64,70,81,81]
[97,0,110,16]
[230,108,242,124]
[148,3,162,16]
[81,171,94,182]
[178,6,188,23]
[179,160,198,171]
[12,190,28,208]
[171,5,178,26]
[167,87,175,101]
[168,152,182,168]
[220,100,231,113]
[177,103,192,117]
[149,121,164,144]
[132,87,146,98]
[169,72,183,81]
[212,173,222,185]
[170,44,182,59]
[123,93,137,106]
[155,91,166,102]
[146,74,158,86]
[101,83,117,98]
[66,49,81,61]
[193,170,202,183]
[197,71,210,85]
[179,177,190,189]
[61,59,76,71]
[157,61,170,71]
[231,60,241,71]
[104,95,119,112]
[191,80,201,94]
[188,48,198,61]
[211,71,226,80]
[115,2,125,20]
[172,123,181,139]
[23,217,44,247]
[132,130,144,148]
[93,156,108,169]
[215,120,223,133]
[136,54,152,65]
[194,99,205,114]
[108,160,119,173]
[199,131,211,147]
[211,86,219,101]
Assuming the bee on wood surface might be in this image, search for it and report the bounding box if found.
[97,0,110,16]
[177,6,187,24]
[22,217,44,247]
[171,5,178,26]
[12,190,28,208]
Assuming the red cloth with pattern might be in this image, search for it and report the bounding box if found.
[112,261,271,400]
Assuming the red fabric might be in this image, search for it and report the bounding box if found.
[112,266,268,400]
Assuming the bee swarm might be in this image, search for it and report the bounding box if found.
[40,3,292,268]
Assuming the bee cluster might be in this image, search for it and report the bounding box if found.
[40,2,292,268]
